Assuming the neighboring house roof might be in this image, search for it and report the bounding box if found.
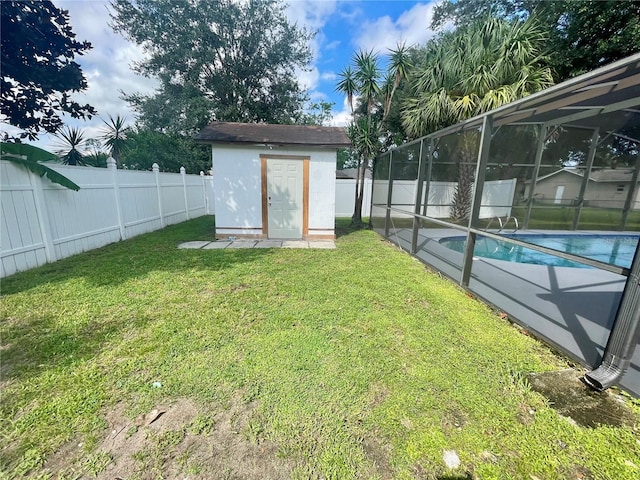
[336,168,372,179]
[194,122,351,148]
[589,169,635,183]
[530,168,636,183]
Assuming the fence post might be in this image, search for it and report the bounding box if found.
[181,166,190,220]
[200,171,209,215]
[153,163,165,228]
[108,157,126,240]
[29,158,56,263]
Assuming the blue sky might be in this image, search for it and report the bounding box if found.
[9,0,440,155]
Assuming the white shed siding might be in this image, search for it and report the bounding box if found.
[211,145,337,238]
[212,147,263,234]
[308,149,336,234]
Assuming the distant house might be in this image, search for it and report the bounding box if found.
[336,168,373,179]
[525,168,640,209]
[195,122,350,240]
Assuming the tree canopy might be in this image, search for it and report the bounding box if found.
[1,1,96,140]
[120,128,210,174]
[401,16,553,139]
[110,0,314,134]
[431,0,640,81]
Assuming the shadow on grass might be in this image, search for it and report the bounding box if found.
[335,217,372,239]
[0,217,273,386]
[0,217,272,294]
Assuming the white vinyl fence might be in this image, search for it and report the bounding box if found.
[335,178,373,217]
[1,158,214,278]
[372,178,518,219]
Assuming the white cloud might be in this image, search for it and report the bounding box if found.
[297,66,321,92]
[22,1,159,152]
[329,96,356,128]
[321,72,338,81]
[60,1,158,118]
[324,40,341,51]
[355,2,437,54]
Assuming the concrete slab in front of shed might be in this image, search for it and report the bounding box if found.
[282,241,309,248]
[178,241,211,249]
[202,241,231,249]
[309,241,336,249]
[254,240,283,248]
[227,240,258,249]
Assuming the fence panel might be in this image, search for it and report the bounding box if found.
[1,160,213,277]
[335,178,372,217]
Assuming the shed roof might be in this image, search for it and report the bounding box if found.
[195,122,351,148]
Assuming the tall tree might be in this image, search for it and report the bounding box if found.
[110,0,313,135]
[336,45,411,227]
[431,0,640,81]
[1,1,96,140]
[402,16,552,221]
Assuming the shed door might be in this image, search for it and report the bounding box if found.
[554,185,565,204]
[267,158,303,239]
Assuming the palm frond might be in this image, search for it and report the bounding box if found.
[1,144,80,191]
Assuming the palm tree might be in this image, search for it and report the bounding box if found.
[401,16,553,220]
[336,66,357,115]
[54,126,86,166]
[101,114,129,168]
[336,45,411,227]
[402,16,553,138]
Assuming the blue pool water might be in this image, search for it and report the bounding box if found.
[439,234,640,269]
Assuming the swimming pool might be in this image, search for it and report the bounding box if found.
[439,234,640,269]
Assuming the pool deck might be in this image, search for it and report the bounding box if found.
[380,227,640,397]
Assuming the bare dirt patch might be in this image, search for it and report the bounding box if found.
[43,396,295,479]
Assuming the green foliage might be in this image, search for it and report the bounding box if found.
[297,101,335,126]
[83,138,109,168]
[402,16,553,138]
[337,149,359,170]
[120,128,210,174]
[431,0,640,81]
[100,114,130,167]
[1,142,80,191]
[1,217,639,478]
[337,46,412,226]
[110,0,313,134]
[0,1,96,140]
[53,126,87,166]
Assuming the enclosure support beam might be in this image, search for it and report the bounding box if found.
[461,115,493,287]
[411,139,429,254]
[524,125,547,230]
[620,149,640,230]
[384,150,395,238]
[422,139,436,218]
[584,240,640,391]
[573,128,600,230]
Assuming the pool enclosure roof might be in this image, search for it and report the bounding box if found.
[428,53,640,141]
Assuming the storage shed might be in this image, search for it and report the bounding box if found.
[195,122,351,240]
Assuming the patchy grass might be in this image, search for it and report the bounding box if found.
[1,216,639,479]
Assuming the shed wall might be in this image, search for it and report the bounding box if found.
[212,145,336,238]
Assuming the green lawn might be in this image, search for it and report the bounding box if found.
[1,217,639,479]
